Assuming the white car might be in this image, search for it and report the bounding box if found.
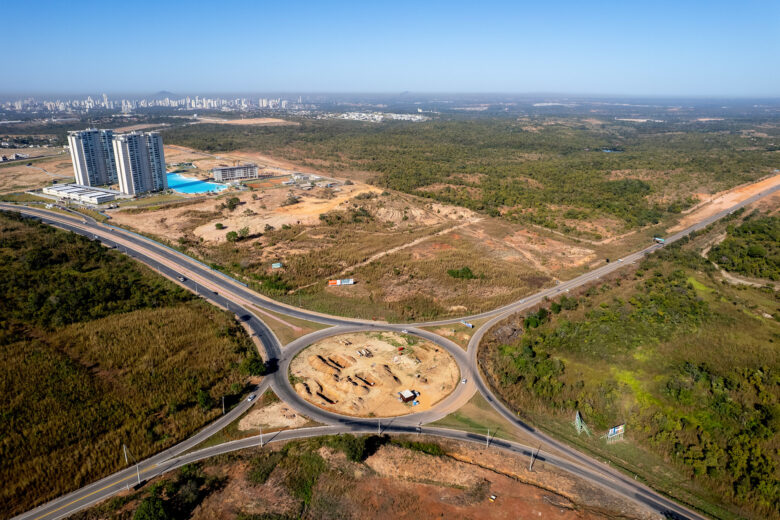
[177,276,186,282]
[401,329,409,334]
[246,394,256,402]
[461,378,467,384]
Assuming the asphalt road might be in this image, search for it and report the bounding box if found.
[5,181,779,520]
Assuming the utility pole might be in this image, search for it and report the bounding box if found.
[486,429,490,448]
[122,445,130,491]
[377,419,381,435]
[529,445,541,471]
[222,395,225,415]
[260,426,263,448]
[123,444,141,485]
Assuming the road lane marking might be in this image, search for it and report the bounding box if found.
[32,464,158,520]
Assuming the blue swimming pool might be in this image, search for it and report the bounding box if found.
[167,173,227,194]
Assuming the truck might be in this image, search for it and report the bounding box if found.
[460,320,474,329]
[328,278,355,286]
[653,237,666,244]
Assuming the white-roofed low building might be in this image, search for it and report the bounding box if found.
[42,183,121,205]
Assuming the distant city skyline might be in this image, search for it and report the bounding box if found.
[1,0,779,97]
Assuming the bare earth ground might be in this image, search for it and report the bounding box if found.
[238,401,309,430]
[164,144,327,178]
[195,117,299,126]
[289,332,459,417]
[667,172,780,232]
[112,123,169,132]
[0,153,73,193]
[183,439,657,520]
[107,181,383,241]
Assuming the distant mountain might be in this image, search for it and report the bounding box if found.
[152,90,177,99]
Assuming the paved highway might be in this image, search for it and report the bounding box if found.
[6,181,778,520]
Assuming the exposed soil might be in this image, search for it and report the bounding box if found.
[667,172,780,232]
[289,332,459,417]
[107,181,381,242]
[99,436,658,520]
[238,401,309,431]
[0,153,73,193]
[195,117,299,126]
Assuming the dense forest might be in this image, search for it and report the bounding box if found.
[481,238,779,519]
[708,213,780,280]
[0,211,262,516]
[163,118,778,236]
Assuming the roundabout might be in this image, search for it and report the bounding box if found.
[273,325,477,427]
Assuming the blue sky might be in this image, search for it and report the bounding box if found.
[2,0,778,96]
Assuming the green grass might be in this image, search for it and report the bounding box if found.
[431,393,537,446]
[0,192,50,202]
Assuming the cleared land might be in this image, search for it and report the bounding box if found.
[668,172,780,232]
[195,116,299,126]
[75,435,656,520]
[0,152,72,193]
[289,332,459,417]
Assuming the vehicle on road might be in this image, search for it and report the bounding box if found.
[401,329,409,334]
[177,276,186,282]
[246,394,256,402]
[461,378,467,384]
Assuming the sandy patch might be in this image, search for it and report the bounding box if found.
[0,153,73,193]
[238,401,308,430]
[465,225,596,273]
[289,331,459,417]
[195,117,299,126]
[107,181,381,243]
[667,173,780,232]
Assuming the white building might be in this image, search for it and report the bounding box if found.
[42,183,120,204]
[212,163,259,182]
[113,131,167,195]
[67,129,117,187]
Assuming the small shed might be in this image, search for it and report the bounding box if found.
[399,389,416,403]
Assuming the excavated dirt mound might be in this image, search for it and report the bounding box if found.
[289,331,459,417]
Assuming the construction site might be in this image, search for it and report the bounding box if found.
[289,331,460,417]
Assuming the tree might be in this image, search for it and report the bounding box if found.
[215,223,224,230]
[226,231,238,243]
[238,226,250,239]
[133,495,169,520]
[196,389,214,411]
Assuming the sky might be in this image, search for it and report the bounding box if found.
[2,0,779,97]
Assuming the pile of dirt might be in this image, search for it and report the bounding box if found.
[238,401,309,431]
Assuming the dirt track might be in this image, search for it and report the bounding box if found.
[668,172,780,232]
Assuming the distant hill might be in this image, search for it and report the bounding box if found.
[152,90,177,99]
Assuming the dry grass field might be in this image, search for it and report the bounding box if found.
[0,152,72,193]
[289,331,459,417]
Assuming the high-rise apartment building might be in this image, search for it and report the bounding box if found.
[67,129,118,186]
[112,131,168,195]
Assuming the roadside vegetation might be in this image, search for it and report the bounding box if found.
[73,433,644,520]
[479,225,779,519]
[0,211,263,516]
[708,212,779,280]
